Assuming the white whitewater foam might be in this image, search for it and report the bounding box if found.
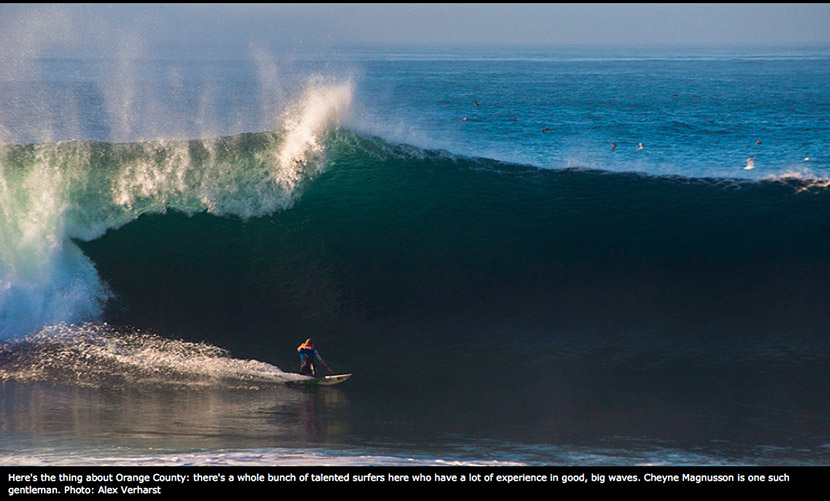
[0,446,526,467]
[0,323,303,388]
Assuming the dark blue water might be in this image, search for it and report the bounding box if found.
[1,44,828,466]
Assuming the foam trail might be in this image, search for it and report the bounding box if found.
[0,323,299,388]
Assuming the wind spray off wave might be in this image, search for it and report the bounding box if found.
[0,78,354,339]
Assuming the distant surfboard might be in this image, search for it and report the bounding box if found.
[291,373,352,386]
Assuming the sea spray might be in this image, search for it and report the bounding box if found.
[274,77,354,194]
[0,322,297,388]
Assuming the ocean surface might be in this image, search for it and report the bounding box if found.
[1,43,829,466]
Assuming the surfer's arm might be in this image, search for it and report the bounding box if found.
[313,350,334,373]
[318,357,334,373]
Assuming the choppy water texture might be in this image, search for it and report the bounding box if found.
[1,42,829,465]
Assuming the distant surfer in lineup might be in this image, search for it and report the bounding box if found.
[473,100,480,107]
[744,155,756,170]
[611,142,617,152]
[637,142,644,150]
[297,338,333,377]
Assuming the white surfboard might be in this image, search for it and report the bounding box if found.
[292,373,352,386]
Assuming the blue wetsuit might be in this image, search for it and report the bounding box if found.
[299,347,321,376]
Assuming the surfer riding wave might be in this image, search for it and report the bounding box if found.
[297,338,334,377]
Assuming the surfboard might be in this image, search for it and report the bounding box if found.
[292,373,352,386]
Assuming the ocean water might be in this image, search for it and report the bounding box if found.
[1,43,829,466]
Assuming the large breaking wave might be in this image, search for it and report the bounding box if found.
[0,80,352,340]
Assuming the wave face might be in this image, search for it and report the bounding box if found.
[78,131,830,340]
